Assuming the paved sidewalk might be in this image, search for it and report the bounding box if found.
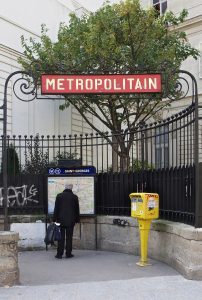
[0,249,202,300]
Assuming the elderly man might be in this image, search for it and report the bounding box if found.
[53,183,80,259]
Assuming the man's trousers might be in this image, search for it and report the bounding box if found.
[57,226,74,257]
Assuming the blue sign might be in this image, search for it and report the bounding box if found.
[47,166,96,176]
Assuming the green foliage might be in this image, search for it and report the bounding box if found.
[48,151,78,166]
[100,159,153,173]
[131,159,153,171]
[23,135,49,174]
[55,151,78,160]
[19,0,199,170]
[1,144,20,175]
[19,0,199,130]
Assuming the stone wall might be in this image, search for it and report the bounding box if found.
[9,215,202,280]
[149,220,202,280]
[0,231,19,286]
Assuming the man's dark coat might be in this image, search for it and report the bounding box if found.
[53,189,80,226]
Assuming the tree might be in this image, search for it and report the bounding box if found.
[23,135,49,174]
[1,144,20,175]
[19,0,199,171]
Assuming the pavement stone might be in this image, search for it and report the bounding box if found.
[0,249,202,300]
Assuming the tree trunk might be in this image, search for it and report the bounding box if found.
[111,134,131,172]
[119,152,130,172]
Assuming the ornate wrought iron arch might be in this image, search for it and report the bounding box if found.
[1,69,200,229]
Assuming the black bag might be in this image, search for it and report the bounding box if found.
[44,223,61,246]
[54,224,62,241]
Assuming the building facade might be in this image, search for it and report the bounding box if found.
[0,0,93,137]
[141,0,202,110]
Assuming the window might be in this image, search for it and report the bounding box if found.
[153,0,167,16]
[155,125,169,169]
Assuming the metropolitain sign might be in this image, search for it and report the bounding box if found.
[41,74,162,95]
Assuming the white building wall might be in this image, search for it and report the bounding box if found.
[169,0,202,19]
[0,0,74,49]
[0,0,92,137]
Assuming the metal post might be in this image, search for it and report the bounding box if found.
[0,71,36,230]
[193,76,202,227]
[2,74,9,230]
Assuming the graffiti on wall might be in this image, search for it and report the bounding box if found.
[0,184,38,207]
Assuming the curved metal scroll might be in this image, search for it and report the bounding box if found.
[165,70,198,104]
[1,70,37,230]
[8,71,37,102]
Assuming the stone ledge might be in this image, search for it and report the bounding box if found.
[9,215,46,223]
[97,215,138,227]
[151,219,202,241]
[0,231,19,242]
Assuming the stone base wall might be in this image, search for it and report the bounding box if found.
[149,220,202,280]
[9,215,202,280]
[0,231,19,286]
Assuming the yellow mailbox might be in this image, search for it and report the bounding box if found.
[129,192,159,267]
[130,193,159,219]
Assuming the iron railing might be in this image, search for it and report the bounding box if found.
[0,104,196,174]
[97,165,195,225]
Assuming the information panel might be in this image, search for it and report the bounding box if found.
[47,166,96,216]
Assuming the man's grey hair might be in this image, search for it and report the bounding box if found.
[65,183,73,190]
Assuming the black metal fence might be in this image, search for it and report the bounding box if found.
[0,165,195,226]
[0,103,196,173]
[97,165,195,225]
[0,101,199,226]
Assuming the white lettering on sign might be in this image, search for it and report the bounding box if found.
[66,78,74,90]
[135,79,143,89]
[86,79,93,90]
[76,78,83,90]
[95,78,102,90]
[46,79,55,90]
[0,184,38,207]
[127,78,134,89]
[41,74,162,94]
[57,78,65,90]
[149,78,157,89]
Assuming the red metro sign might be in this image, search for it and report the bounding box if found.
[41,74,161,95]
